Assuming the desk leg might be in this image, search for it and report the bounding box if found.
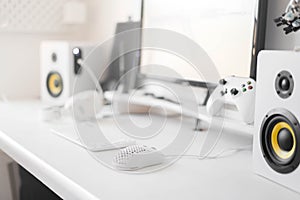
[0,150,16,200]
[18,166,62,200]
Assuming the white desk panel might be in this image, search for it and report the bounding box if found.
[0,101,299,200]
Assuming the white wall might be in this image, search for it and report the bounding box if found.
[86,0,141,41]
[0,33,87,99]
[0,0,141,100]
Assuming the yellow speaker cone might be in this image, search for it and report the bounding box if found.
[271,122,296,160]
[47,72,63,97]
[261,109,300,173]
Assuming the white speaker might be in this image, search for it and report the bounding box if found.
[254,50,300,193]
[40,41,96,105]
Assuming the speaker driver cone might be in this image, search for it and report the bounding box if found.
[261,109,300,173]
[275,70,294,99]
[46,72,63,98]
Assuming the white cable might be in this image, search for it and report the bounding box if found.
[196,126,224,160]
[165,145,252,160]
[64,59,104,121]
[76,59,103,93]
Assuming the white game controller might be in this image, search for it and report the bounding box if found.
[206,76,256,124]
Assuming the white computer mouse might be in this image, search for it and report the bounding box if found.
[113,145,165,171]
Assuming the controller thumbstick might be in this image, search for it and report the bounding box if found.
[219,79,227,85]
[230,88,239,96]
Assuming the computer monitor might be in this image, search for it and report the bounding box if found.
[139,0,268,84]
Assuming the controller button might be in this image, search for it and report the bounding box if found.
[219,79,227,85]
[242,88,247,92]
[242,84,246,87]
[248,86,253,90]
[230,88,239,95]
[247,81,251,85]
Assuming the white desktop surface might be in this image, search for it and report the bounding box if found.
[0,100,299,200]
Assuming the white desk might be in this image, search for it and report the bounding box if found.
[0,100,299,200]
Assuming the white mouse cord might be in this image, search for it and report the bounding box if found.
[196,127,224,160]
[197,145,252,160]
[77,59,103,93]
[165,145,252,160]
[74,59,104,119]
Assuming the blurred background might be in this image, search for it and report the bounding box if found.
[0,0,297,100]
[0,0,141,99]
[0,0,299,199]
